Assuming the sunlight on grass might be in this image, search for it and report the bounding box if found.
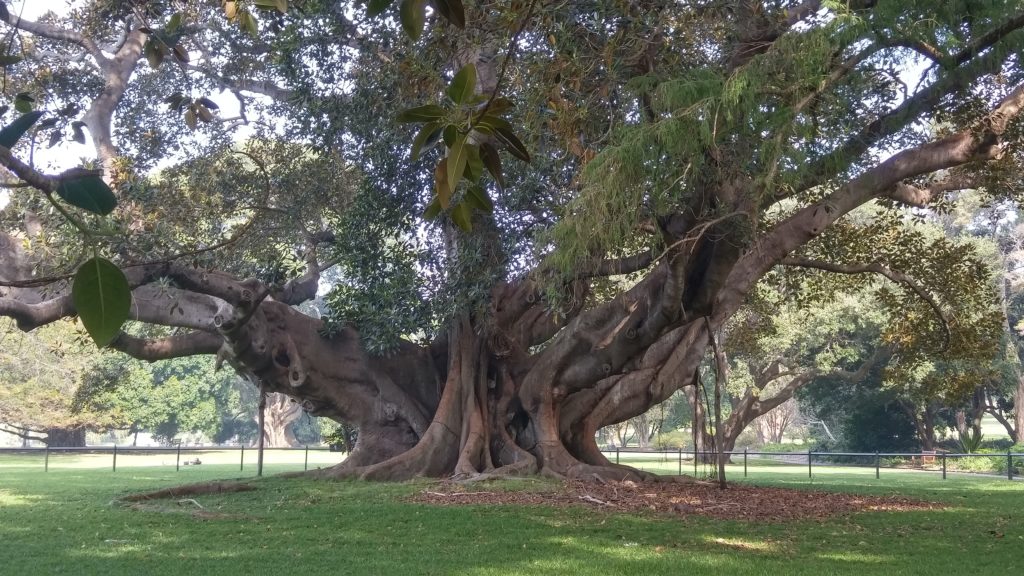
[815,551,892,563]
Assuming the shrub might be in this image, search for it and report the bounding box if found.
[653,430,689,450]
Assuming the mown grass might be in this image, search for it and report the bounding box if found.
[0,461,1021,575]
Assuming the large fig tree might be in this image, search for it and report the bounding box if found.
[0,1,1021,480]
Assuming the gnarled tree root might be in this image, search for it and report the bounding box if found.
[119,480,256,502]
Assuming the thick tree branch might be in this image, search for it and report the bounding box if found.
[110,331,224,361]
[781,257,952,345]
[3,12,107,64]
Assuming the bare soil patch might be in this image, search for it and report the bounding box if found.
[410,480,943,522]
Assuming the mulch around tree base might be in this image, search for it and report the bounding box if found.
[410,480,943,522]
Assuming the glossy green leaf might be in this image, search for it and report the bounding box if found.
[56,171,117,215]
[430,0,465,28]
[445,134,469,196]
[410,121,443,161]
[167,12,183,34]
[240,10,259,37]
[399,0,425,41]
[442,125,457,147]
[72,257,132,347]
[396,104,446,123]
[479,97,514,116]
[14,93,33,113]
[479,143,505,190]
[0,111,44,149]
[145,41,164,69]
[447,63,476,104]
[367,0,394,16]
[463,143,483,182]
[434,157,451,208]
[465,185,493,213]
[493,126,530,162]
[423,196,442,220]
[450,201,472,231]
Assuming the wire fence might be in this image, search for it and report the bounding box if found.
[0,445,346,474]
[600,448,1024,481]
[1,446,1021,481]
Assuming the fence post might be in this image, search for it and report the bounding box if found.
[176,443,181,471]
[240,445,244,471]
[678,447,682,475]
[942,452,946,479]
[875,451,880,479]
[744,448,748,478]
[808,449,812,479]
[305,445,309,471]
[113,444,118,472]
[44,446,49,472]
[1009,451,1014,481]
[615,447,620,465]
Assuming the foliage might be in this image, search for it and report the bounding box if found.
[75,353,256,445]
[0,320,111,440]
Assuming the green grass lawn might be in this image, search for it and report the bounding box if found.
[1,460,1021,575]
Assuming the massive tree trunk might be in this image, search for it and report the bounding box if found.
[259,393,303,448]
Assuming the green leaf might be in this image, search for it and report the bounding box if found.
[14,93,34,113]
[197,97,219,110]
[430,0,465,28]
[145,41,164,69]
[167,12,183,34]
[493,126,530,162]
[434,157,451,208]
[0,111,44,148]
[275,0,289,13]
[423,196,442,220]
[0,54,22,67]
[56,171,117,215]
[71,121,86,144]
[479,97,513,116]
[463,142,483,182]
[465,185,493,213]
[72,257,131,347]
[240,10,259,37]
[442,125,457,147]
[172,44,190,64]
[479,143,505,190]
[396,104,446,123]
[410,121,443,161]
[367,0,393,16]
[445,135,470,196]
[399,0,425,41]
[447,63,476,104]
[450,201,472,231]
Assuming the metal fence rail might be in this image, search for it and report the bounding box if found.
[1,446,1021,481]
[0,445,345,473]
[600,448,1024,481]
